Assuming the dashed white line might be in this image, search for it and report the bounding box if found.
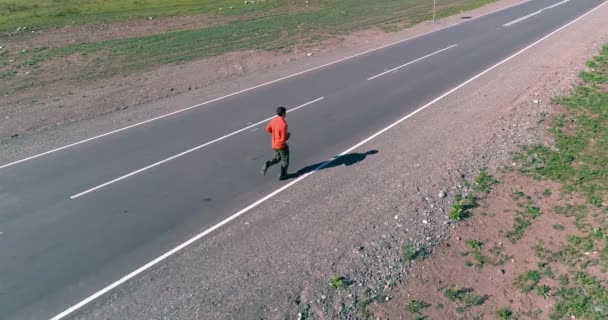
[547,0,571,9]
[504,9,544,26]
[503,0,570,27]
[367,44,458,81]
[0,0,532,171]
[50,2,607,319]
[69,97,324,199]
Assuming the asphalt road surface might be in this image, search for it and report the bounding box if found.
[0,0,605,318]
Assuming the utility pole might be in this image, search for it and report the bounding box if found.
[432,0,436,23]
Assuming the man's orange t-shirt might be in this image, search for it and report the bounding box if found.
[266,116,288,150]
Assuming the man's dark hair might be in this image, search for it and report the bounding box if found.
[276,106,286,116]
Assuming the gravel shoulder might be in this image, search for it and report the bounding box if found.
[71,2,608,320]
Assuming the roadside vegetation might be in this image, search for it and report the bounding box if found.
[329,275,350,290]
[400,241,419,262]
[516,45,608,207]
[0,0,276,31]
[374,44,608,319]
[513,44,608,319]
[473,43,608,319]
[448,169,498,221]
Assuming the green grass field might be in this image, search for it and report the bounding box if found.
[0,0,279,32]
[0,0,494,33]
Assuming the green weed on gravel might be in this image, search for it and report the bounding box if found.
[474,169,499,193]
[449,193,478,221]
[496,308,513,320]
[511,190,527,201]
[329,276,350,290]
[536,284,551,298]
[444,287,488,311]
[505,194,542,243]
[514,270,542,293]
[464,239,488,268]
[405,299,430,314]
[357,299,372,319]
[449,170,497,221]
[466,240,483,250]
[401,241,419,263]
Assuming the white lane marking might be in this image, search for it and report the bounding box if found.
[0,0,532,171]
[547,0,570,9]
[49,2,608,319]
[504,9,544,26]
[70,97,324,199]
[503,0,570,26]
[367,44,457,81]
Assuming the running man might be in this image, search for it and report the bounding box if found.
[262,106,291,180]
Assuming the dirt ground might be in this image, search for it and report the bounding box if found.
[372,173,590,319]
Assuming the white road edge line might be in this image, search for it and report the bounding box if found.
[50,2,608,319]
[0,0,532,171]
[368,44,458,81]
[503,0,570,26]
[69,97,324,199]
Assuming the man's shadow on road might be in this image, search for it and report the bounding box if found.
[289,150,379,179]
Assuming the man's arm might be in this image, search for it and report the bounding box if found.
[277,124,288,145]
[266,122,272,134]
